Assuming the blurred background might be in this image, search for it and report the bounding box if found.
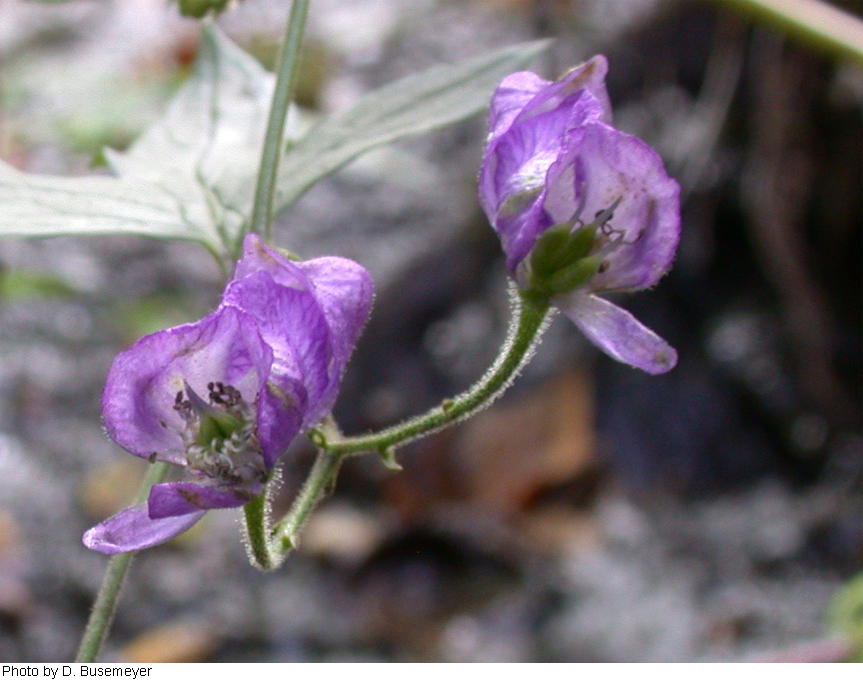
[0,0,860,662]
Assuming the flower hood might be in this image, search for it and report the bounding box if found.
[479,56,680,374]
[84,235,373,554]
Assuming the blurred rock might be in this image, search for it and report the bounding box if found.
[302,503,389,565]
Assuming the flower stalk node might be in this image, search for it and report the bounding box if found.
[379,447,402,471]
[307,427,328,448]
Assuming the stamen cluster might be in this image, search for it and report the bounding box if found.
[174,382,265,486]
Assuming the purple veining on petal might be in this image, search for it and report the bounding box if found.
[86,234,373,554]
[480,84,608,275]
[224,270,331,430]
[294,256,374,424]
[550,122,680,293]
[479,56,681,373]
[101,306,272,466]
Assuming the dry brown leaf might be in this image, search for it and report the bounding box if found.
[119,620,219,663]
[456,366,595,514]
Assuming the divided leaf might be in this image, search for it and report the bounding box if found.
[0,24,274,254]
[0,24,549,255]
[0,163,193,241]
[103,23,275,251]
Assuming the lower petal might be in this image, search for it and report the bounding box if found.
[556,293,677,374]
[82,503,206,555]
[148,481,256,519]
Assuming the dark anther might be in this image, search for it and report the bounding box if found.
[209,381,228,404]
[595,197,623,229]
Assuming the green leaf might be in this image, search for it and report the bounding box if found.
[1,28,549,253]
[0,162,193,240]
[0,24,274,254]
[273,39,552,213]
[826,571,863,662]
[104,23,275,252]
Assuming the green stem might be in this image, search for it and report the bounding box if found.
[268,449,342,566]
[242,490,274,571]
[243,431,343,571]
[717,0,863,64]
[248,0,311,243]
[75,462,170,663]
[329,286,552,456]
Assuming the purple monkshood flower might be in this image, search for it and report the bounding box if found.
[83,234,373,554]
[479,56,681,374]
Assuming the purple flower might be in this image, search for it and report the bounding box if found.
[479,56,680,374]
[83,234,373,554]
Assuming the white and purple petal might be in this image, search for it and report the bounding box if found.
[229,235,373,429]
[294,256,374,421]
[556,293,677,374]
[82,503,206,555]
[571,123,680,292]
[484,56,610,149]
[101,306,273,465]
[88,233,374,554]
[231,233,309,290]
[480,57,681,374]
[481,94,605,274]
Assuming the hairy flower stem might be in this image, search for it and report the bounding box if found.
[252,287,551,564]
[75,462,170,663]
[242,490,274,570]
[244,449,341,571]
[248,0,311,245]
[271,451,341,559]
[329,285,552,457]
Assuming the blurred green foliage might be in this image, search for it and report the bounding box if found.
[176,0,231,19]
[826,571,863,662]
[113,291,203,341]
[0,268,74,301]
